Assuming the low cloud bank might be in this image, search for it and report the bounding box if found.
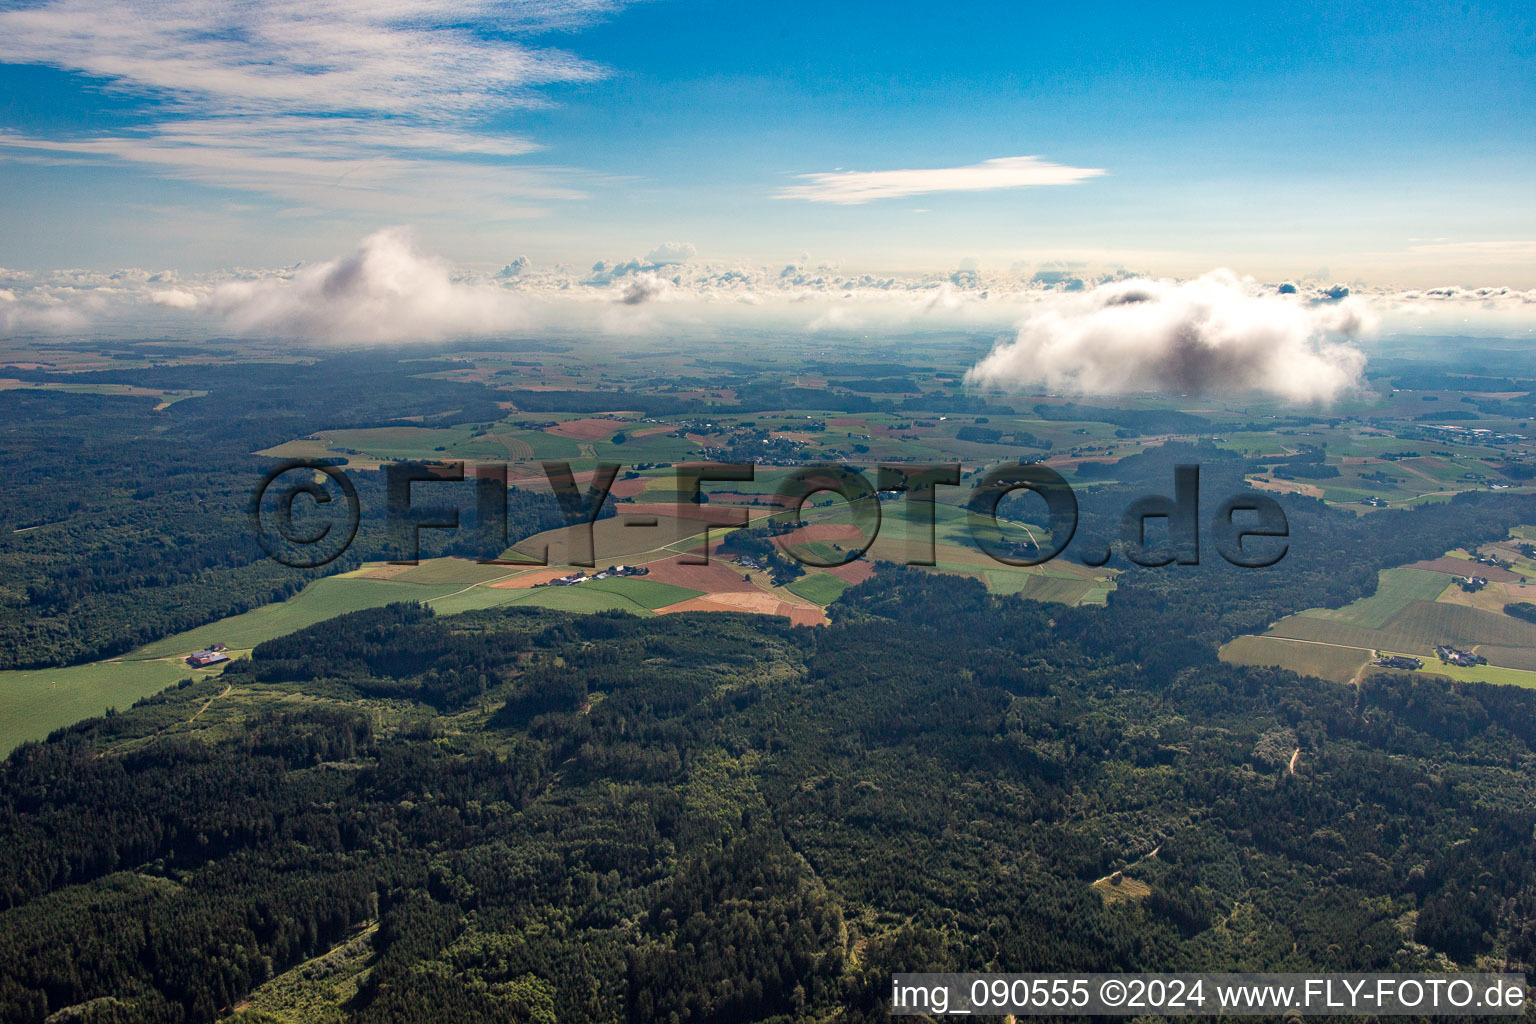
[1,232,1532,346]
[964,271,1375,405]
[207,228,530,343]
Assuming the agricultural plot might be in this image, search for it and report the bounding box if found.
[316,426,477,461]
[26,560,703,750]
[1301,568,1450,629]
[450,431,547,461]
[1224,532,1536,684]
[591,432,700,462]
[1217,634,1371,684]
[1410,660,1536,689]
[499,586,658,616]
[376,558,523,586]
[785,573,850,606]
[254,436,386,468]
[511,512,715,565]
[985,572,1094,605]
[1266,601,1536,656]
[0,658,226,755]
[578,576,705,609]
[131,577,470,659]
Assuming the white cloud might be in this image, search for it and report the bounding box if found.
[775,156,1106,204]
[617,272,674,305]
[0,292,90,334]
[149,288,199,309]
[207,227,531,343]
[0,0,639,214]
[964,270,1374,405]
[646,241,697,265]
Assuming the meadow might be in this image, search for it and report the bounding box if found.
[0,658,226,755]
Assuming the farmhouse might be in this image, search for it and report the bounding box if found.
[187,649,230,668]
[1435,644,1486,667]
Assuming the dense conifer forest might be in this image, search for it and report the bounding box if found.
[5,352,1536,1021]
[6,532,1536,1020]
[0,359,563,668]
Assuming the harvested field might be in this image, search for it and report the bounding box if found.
[1044,454,1124,470]
[825,560,875,584]
[508,467,619,492]
[621,502,760,523]
[608,477,649,499]
[546,418,624,441]
[642,556,762,593]
[1405,557,1521,582]
[654,592,825,627]
[775,523,865,547]
[707,492,795,507]
[350,563,416,580]
[1246,475,1325,499]
[1219,634,1371,684]
[381,559,524,586]
[489,568,572,589]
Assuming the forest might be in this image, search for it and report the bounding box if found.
[4,350,1536,1022]
[0,357,563,668]
[5,519,1536,1019]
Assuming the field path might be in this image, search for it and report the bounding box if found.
[423,569,529,604]
[190,683,232,722]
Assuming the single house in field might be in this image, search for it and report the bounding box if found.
[187,649,229,668]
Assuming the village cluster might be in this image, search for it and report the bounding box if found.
[537,565,651,588]
[1372,644,1489,672]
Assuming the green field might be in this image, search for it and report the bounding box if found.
[1300,568,1450,629]
[785,573,850,605]
[578,576,704,609]
[592,432,700,461]
[0,567,697,752]
[1227,534,1536,684]
[1270,600,1536,658]
[499,587,658,616]
[131,577,472,659]
[0,576,496,752]
[0,658,228,755]
[1414,660,1536,689]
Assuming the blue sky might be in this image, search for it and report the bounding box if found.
[0,0,1531,285]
